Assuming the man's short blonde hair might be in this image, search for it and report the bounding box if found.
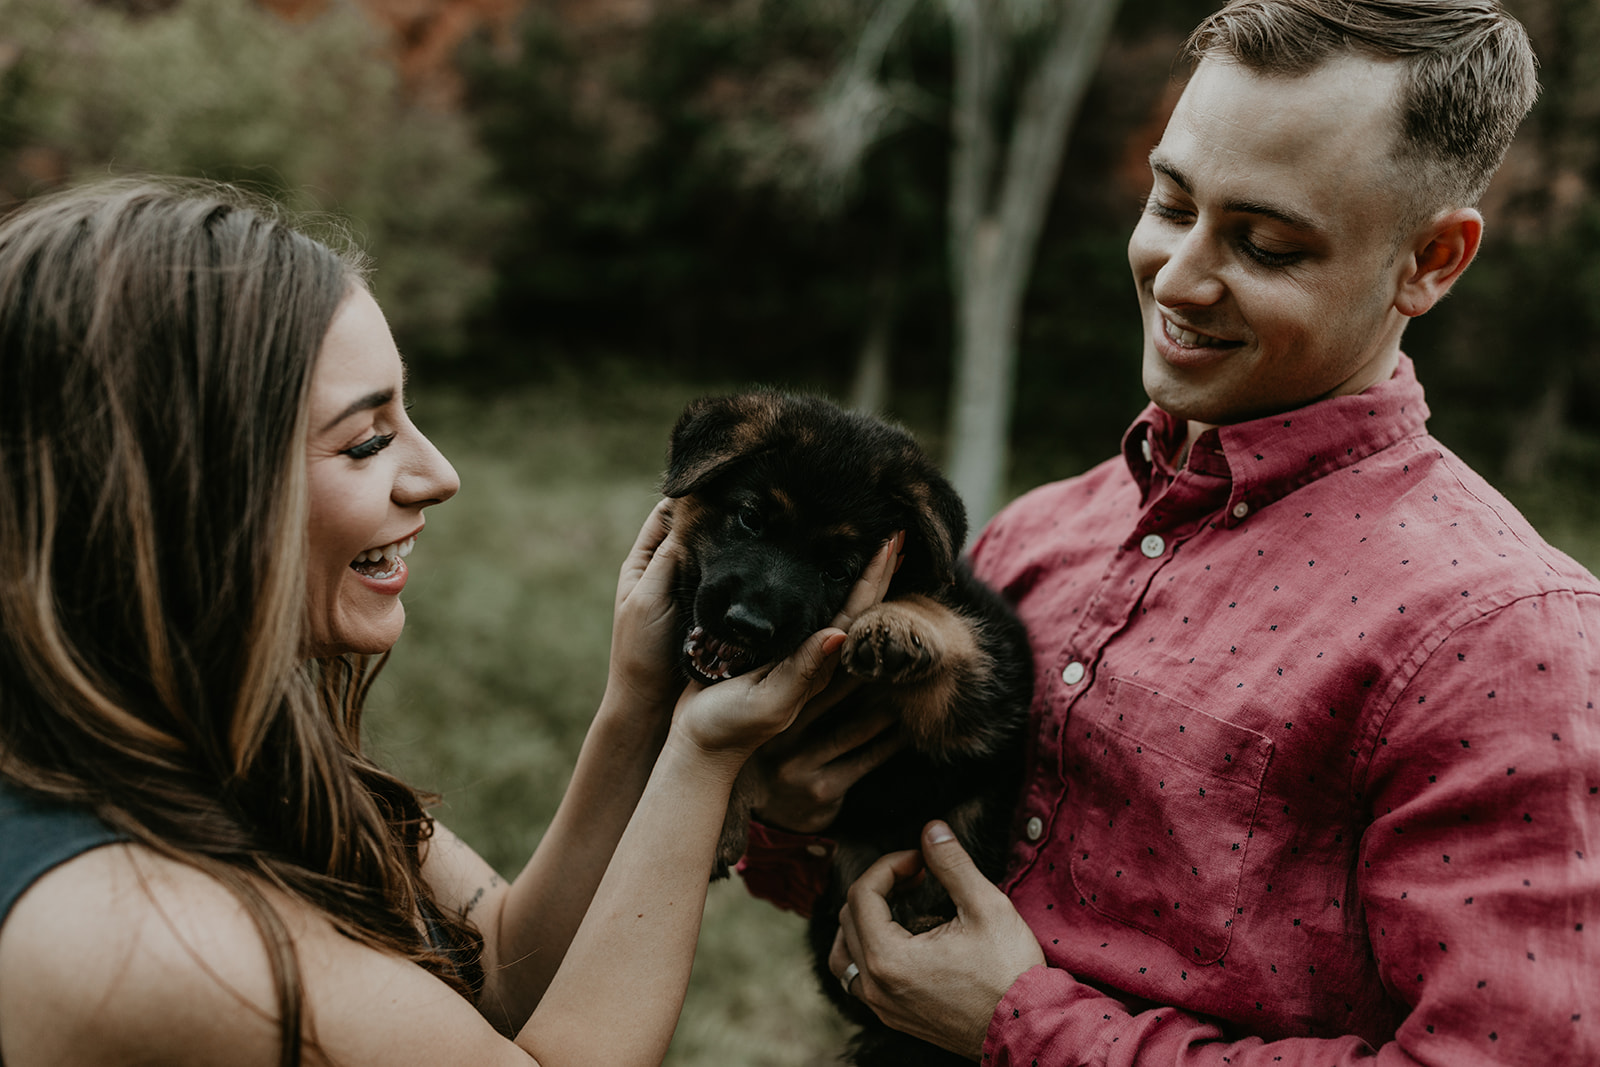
[1185,0,1539,221]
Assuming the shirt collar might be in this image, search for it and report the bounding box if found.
[1121,354,1432,527]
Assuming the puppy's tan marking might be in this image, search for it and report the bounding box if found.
[769,486,797,521]
[842,595,997,760]
[819,522,862,543]
[901,481,957,586]
[669,495,709,535]
[843,595,976,682]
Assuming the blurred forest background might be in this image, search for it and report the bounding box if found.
[3,1,1597,1063]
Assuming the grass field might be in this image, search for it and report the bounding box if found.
[368,370,1599,1065]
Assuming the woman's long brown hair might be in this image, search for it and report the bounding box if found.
[0,180,484,1065]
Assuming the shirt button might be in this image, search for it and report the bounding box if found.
[1140,533,1165,558]
[1025,816,1044,842]
[1232,501,1250,519]
[805,843,830,858]
[1140,437,1153,463]
[1061,661,1085,685]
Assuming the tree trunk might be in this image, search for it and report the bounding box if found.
[943,0,1121,528]
[850,268,897,414]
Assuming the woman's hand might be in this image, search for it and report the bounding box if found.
[670,531,904,768]
[828,821,1045,1059]
[604,499,687,718]
[670,628,848,761]
[748,533,907,833]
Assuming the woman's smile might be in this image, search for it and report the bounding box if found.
[349,532,419,586]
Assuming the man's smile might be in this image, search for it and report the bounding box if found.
[1162,317,1234,348]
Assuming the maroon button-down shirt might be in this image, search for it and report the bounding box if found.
[967,357,1600,1065]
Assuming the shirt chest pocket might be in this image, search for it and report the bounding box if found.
[1067,677,1273,965]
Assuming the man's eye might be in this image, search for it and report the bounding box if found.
[343,432,395,460]
[1144,197,1192,223]
[1240,239,1302,269]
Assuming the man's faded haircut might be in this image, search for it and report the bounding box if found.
[1184,0,1539,218]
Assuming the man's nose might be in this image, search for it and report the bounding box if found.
[1151,225,1226,309]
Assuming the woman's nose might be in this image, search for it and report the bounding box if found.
[397,429,460,508]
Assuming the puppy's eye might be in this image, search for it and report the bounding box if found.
[738,504,765,535]
[823,560,855,584]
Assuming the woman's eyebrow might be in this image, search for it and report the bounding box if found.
[321,388,394,432]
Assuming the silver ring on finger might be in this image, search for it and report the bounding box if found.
[840,961,860,996]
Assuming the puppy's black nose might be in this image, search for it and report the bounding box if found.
[723,603,776,645]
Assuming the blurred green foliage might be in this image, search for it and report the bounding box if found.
[0,0,509,357]
[458,1,1194,483]
[461,4,953,391]
[7,0,1595,499]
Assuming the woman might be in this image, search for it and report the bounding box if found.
[0,180,896,1066]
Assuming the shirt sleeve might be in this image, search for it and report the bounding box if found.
[981,589,1600,1066]
[735,819,836,920]
[979,966,1381,1066]
[1354,589,1599,1062]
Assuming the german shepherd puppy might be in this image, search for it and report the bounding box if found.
[661,390,1032,1067]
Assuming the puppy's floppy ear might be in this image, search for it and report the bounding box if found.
[893,471,968,590]
[662,393,778,497]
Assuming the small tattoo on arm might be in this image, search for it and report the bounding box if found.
[464,874,503,915]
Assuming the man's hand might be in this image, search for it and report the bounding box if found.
[745,682,902,833]
[829,821,1046,1060]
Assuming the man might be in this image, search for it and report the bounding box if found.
[739,1,1600,1063]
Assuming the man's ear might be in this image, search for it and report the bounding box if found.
[1395,207,1483,318]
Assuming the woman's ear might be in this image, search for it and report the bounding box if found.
[1395,207,1483,319]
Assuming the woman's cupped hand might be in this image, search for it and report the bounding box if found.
[670,534,902,761]
[605,498,690,717]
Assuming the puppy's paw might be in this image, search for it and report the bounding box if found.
[843,605,938,682]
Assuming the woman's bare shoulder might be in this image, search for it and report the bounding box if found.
[0,843,532,1067]
[0,843,287,1066]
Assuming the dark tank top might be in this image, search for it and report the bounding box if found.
[0,781,476,1028]
[0,780,123,930]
